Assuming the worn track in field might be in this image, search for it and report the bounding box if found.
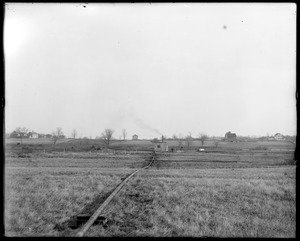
[75,151,156,237]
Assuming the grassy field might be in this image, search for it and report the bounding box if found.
[5,138,154,155]
[6,137,295,152]
[4,152,152,236]
[152,151,295,169]
[4,139,296,237]
[93,166,296,237]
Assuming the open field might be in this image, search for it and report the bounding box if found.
[5,138,153,155]
[152,151,295,169]
[4,152,152,236]
[93,166,296,237]
[4,139,296,237]
[5,138,296,153]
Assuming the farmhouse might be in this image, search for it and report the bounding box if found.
[274,133,285,141]
[9,131,29,138]
[28,131,39,139]
[132,134,138,140]
[225,131,237,142]
[9,131,19,138]
[153,136,168,152]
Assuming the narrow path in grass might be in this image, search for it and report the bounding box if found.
[53,151,155,236]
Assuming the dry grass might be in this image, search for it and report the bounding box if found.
[4,150,296,237]
[88,166,296,237]
[153,152,295,169]
[5,138,72,145]
[4,153,150,237]
[6,138,295,154]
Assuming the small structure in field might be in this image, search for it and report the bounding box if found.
[274,133,285,141]
[132,134,138,140]
[154,136,168,152]
[225,131,237,142]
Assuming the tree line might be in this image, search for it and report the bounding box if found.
[10,126,216,147]
[10,127,66,145]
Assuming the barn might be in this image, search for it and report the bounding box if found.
[274,133,284,140]
[225,131,237,142]
[132,134,138,140]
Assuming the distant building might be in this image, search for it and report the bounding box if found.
[274,133,284,141]
[154,142,168,152]
[153,136,168,152]
[10,131,29,138]
[9,131,17,138]
[132,134,138,140]
[28,131,39,139]
[9,131,18,138]
[225,131,237,142]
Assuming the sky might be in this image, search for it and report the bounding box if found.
[4,3,296,139]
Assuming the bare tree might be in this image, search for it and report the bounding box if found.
[122,128,127,141]
[101,128,114,146]
[199,133,208,146]
[52,127,64,144]
[15,127,29,144]
[71,129,77,139]
[185,132,193,150]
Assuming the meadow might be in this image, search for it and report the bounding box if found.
[4,152,151,236]
[95,166,296,237]
[4,138,296,237]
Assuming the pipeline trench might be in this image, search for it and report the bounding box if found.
[53,151,157,237]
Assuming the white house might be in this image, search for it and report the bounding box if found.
[29,131,39,139]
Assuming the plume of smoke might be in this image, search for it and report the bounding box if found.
[129,111,163,136]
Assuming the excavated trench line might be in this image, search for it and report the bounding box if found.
[76,151,156,237]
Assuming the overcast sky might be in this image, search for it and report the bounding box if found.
[4,3,296,139]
